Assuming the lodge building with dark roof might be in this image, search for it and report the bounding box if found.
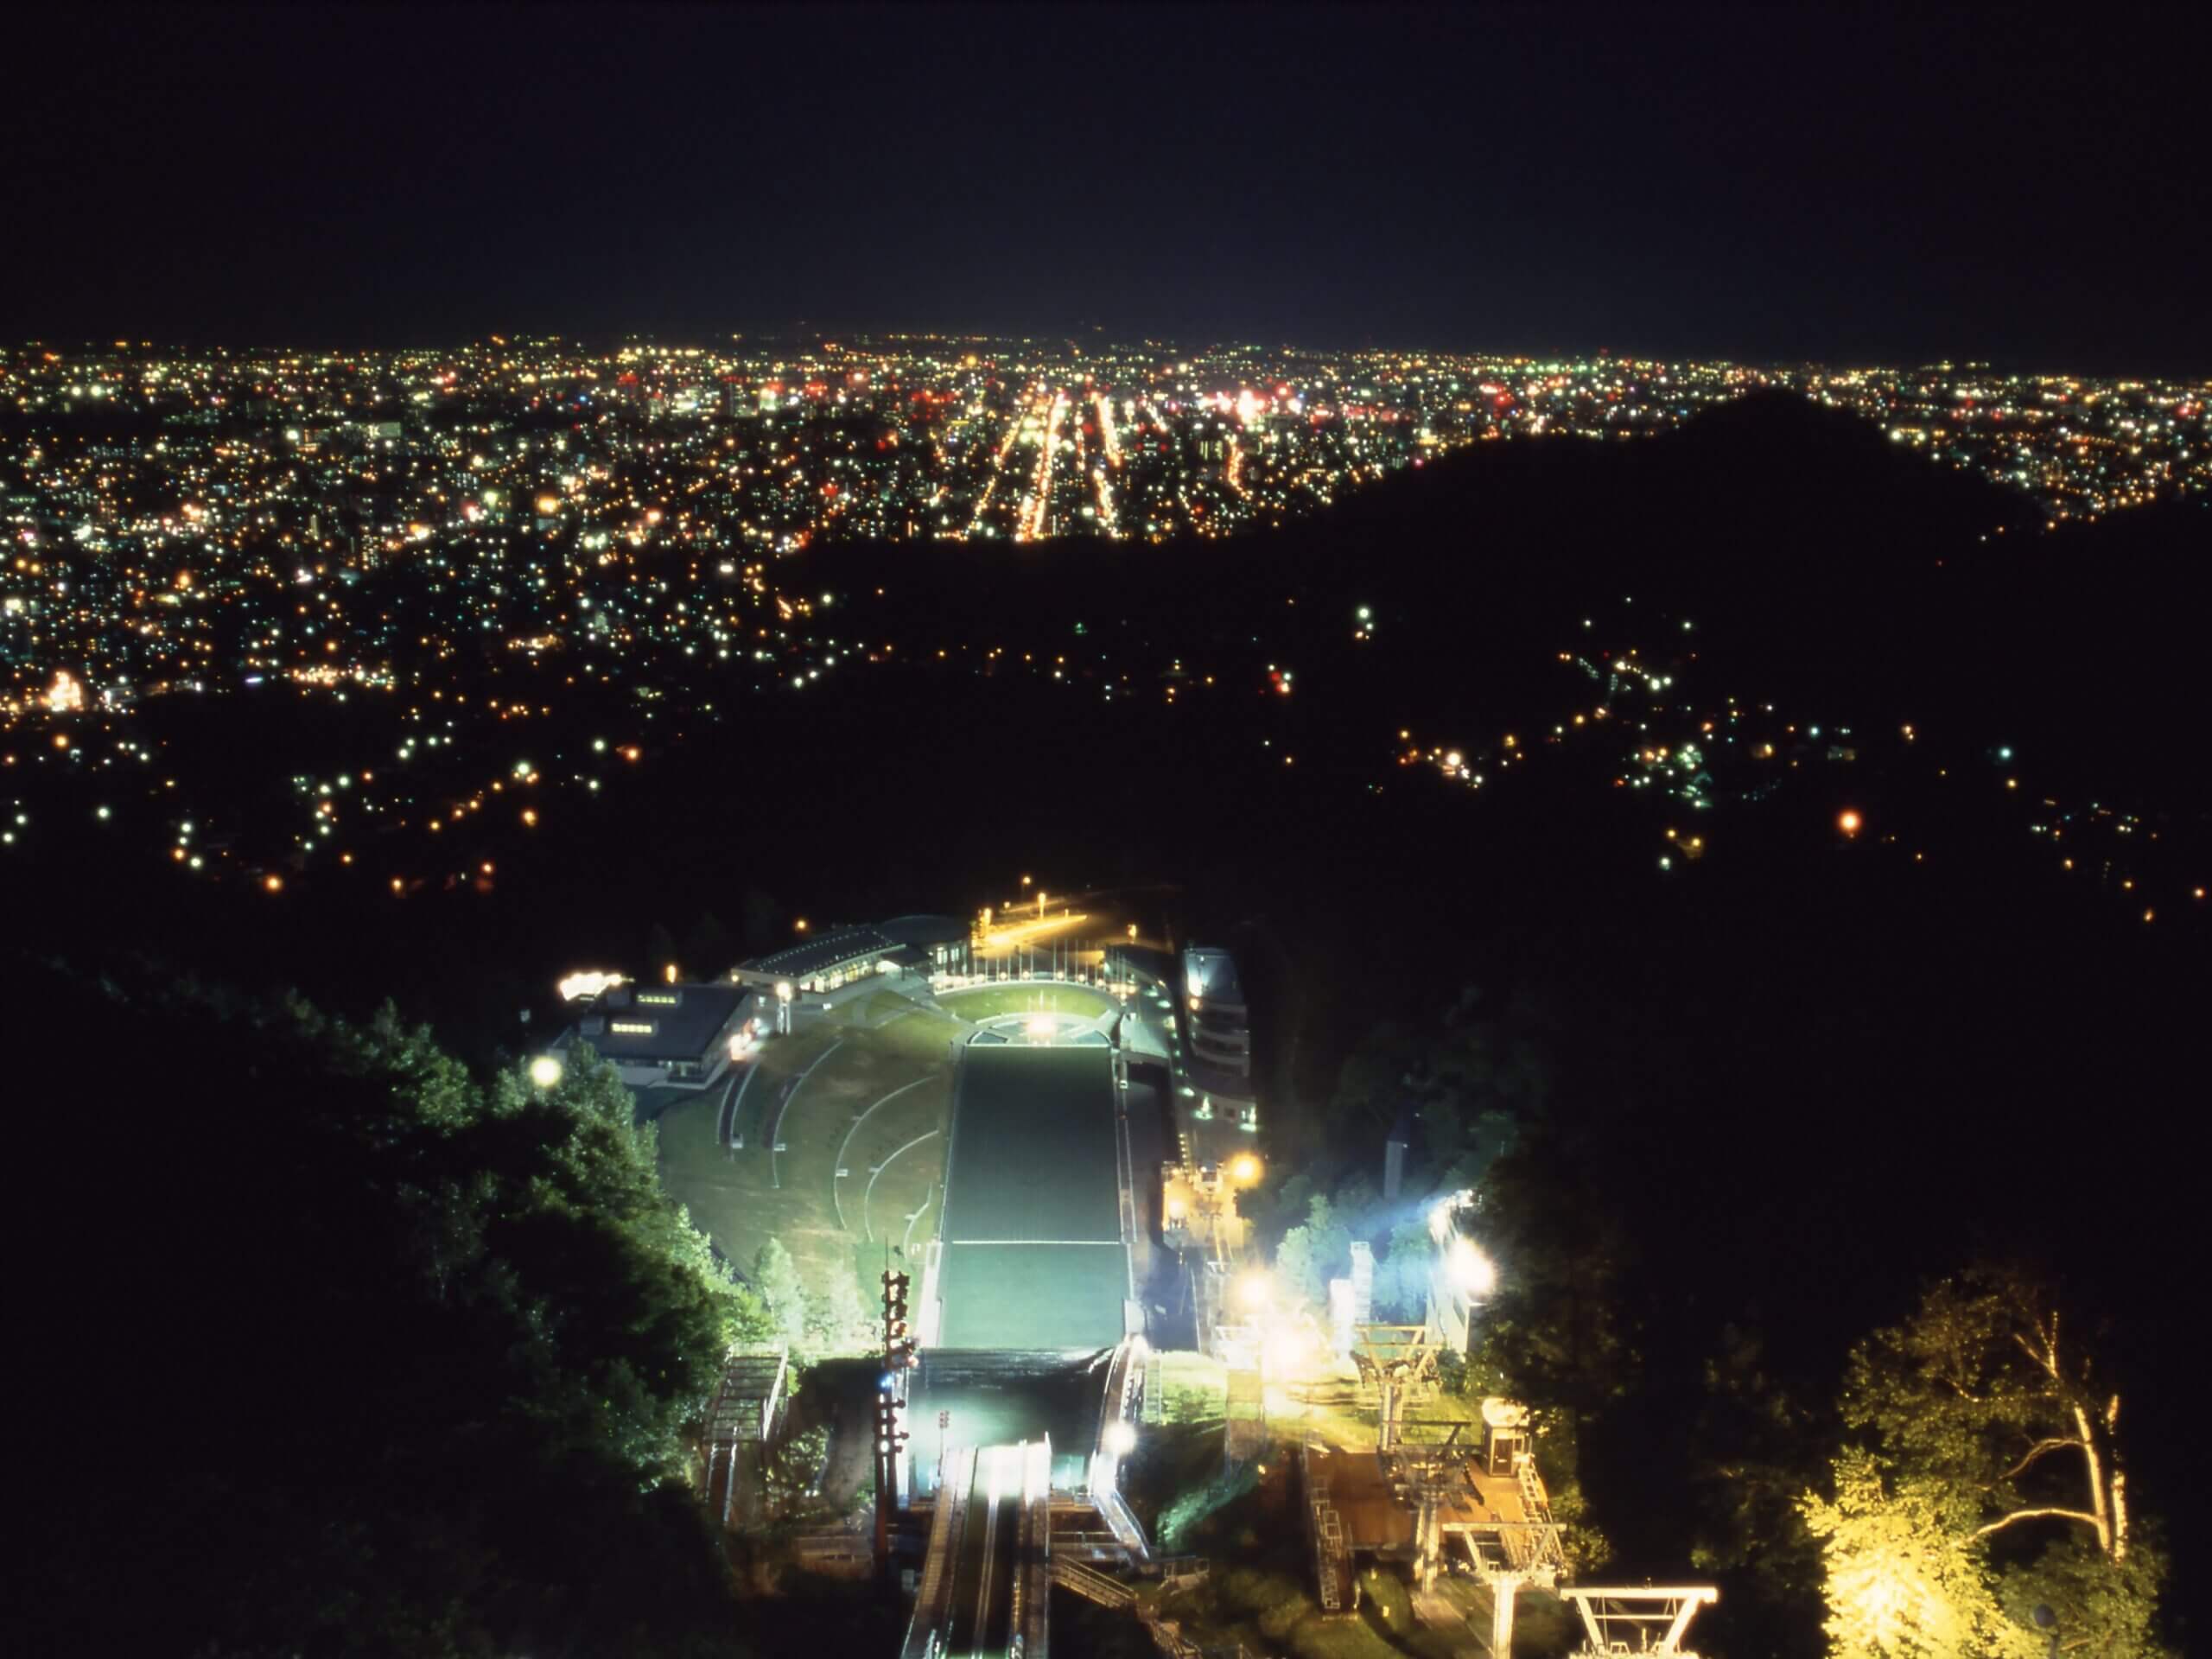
[551,980,752,1090]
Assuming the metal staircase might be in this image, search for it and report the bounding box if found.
[1302,1444,1351,1613]
[1051,1556,1135,1609]
[1515,1453,1566,1573]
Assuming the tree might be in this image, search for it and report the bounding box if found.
[742,888,779,952]
[1473,1136,1637,1427]
[1373,1214,1436,1323]
[1273,1195,1350,1311]
[1802,1446,2034,1659]
[1801,1267,2171,1659]
[754,1238,810,1350]
[1274,1224,1324,1313]
[805,1266,870,1354]
[29,965,761,1656]
[645,920,678,981]
[685,912,734,978]
[1843,1266,2133,1566]
[1690,1325,1828,1656]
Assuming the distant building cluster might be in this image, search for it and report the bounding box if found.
[1802,362,2206,522]
[3,335,2203,906]
[7,336,2201,722]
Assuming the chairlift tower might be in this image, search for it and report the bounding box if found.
[1562,1586,1719,1656]
[874,1269,916,1567]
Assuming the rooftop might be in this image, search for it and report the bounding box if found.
[734,926,896,982]
[567,981,746,1063]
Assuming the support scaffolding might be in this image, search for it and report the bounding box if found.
[1562,1586,1719,1656]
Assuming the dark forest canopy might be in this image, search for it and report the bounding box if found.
[17,963,769,1657]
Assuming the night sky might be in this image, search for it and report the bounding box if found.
[8,5,2207,369]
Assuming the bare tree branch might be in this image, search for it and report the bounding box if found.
[1997,1437,2084,1483]
[2014,1329,2061,1379]
[1974,1507,2103,1541]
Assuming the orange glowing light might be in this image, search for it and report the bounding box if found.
[1838,810,1863,836]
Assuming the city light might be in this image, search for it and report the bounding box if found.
[529,1055,563,1090]
[557,970,625,1001]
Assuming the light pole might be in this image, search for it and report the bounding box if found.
[775,979,793,1034]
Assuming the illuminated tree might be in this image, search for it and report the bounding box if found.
[805,1262,870,1353]
[1373,1214,1438,1323]
[1802,1268,2170,1659]
[1273,1223,1325,1312]
[753,1237,810,1349]
[1844,1267,2132,1566]
[1273,1194,1351,1311]
[1801,1447,2033,1659]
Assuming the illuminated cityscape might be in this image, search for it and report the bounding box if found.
[4,338,2202,944]
[12,8,2205,1659]
[7,338,2202,713]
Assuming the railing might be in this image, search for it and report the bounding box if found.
[1052,1555,1136,1608]
[1302,1442,1351,1613]
[1516,1454,1566,1573]
[1154,1554,1210,1587]
[900,1448,972,1659]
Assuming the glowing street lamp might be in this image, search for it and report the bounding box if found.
[1838,808,1864,836]
[1449,1236,1497,1299]
[529,1055,563,1090]
[1229,1153,1262,1186]
[774,979,794,1034]
[1235,1270,1272,1313]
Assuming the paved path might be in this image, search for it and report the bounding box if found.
[723,1058,762,1149]
[834,1075,934,1235]
[867,1128,939,1243]
[902,1185,937,1255]
[769,1039,844,1190]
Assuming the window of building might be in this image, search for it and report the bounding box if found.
[609,1020,656,1035]
[638,991,680,1007]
